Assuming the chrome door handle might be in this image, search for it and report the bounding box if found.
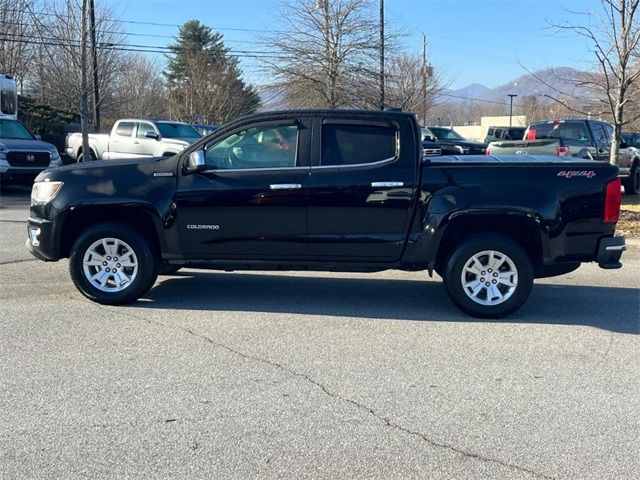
[371,181,404,188]
[270,183,302,190]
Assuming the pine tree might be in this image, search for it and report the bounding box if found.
[165,20,260,124]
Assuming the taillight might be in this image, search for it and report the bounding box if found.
[603,178,622,223]
[485,147,491,155]
[556,146,569,156]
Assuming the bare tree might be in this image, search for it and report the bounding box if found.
[263,0,392,109]
[553,0,640,165]
[0,0,37,89]
[168,50,260,124]
[110,54,166,119]
[27,0,125,127]
[384,53,447,121]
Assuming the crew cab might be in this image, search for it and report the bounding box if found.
[65,119,202,162]
[0,117,62,183]
[27,110,626,318]
[486,119,640,194]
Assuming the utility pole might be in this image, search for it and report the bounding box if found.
[421,34,433,125]
[89,0,100,132]
[80,0,90,162]
[422,34,427,125]
[379,0,385,110]
[508,93,518,126]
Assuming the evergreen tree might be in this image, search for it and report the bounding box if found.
[165,20,260,124]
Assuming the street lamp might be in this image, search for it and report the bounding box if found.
[508,94,518,126]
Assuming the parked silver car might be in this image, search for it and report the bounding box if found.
[0,118,62,184]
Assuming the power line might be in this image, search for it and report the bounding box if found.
[0,33,286,59]
[0,7,290,33]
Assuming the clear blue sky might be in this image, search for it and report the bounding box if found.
[117,0,602,90]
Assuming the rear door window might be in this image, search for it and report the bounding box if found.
[321,123,397,166]
[591,123,610,147]
[116,122,135,137]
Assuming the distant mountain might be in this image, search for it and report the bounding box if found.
[442,67,599,104]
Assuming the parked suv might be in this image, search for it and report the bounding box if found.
[0,118,62,184]
[426,126,487,155]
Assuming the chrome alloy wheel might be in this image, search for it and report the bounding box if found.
[82,238,138,293]
[460,250,518,306]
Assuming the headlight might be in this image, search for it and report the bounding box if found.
[49,149,62,167]
[31,181,63,204]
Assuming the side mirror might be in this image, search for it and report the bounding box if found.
[620,141,629,149]
[186,150,206,174]
[145,131,159,140]
[423,135,437,142]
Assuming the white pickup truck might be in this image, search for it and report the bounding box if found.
[66,119,202,162]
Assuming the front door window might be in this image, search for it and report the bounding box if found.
[205,124,299,170]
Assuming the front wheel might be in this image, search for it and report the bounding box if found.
[443,235,534,318]
[69,223,158,304]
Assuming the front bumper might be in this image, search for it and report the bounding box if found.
[597,235,626,269]
[26,216,60,261]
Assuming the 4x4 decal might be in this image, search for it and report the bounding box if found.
[558,170,596,179]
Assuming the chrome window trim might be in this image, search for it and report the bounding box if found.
[201,165,308,174]
[311,155,397,170]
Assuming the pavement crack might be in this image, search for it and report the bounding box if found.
[99,306,555,480]
[0,258,38,266]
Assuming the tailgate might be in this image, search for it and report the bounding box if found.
[488,139,559,155]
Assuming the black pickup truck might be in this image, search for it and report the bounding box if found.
[26,110,626,318]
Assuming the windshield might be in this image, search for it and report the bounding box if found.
[429,127,465,141]
[0,119,34,139]
[156,122,201,139]
[421,127,435,140]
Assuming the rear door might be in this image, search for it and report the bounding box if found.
[307,115,419,261]
[175,115,312,258]
[107,121,136,158]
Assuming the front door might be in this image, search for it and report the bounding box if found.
[307,116,419,261]
[175,117,311,259]
[134,122,160,157]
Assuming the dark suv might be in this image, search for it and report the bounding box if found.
[426,126,487,155]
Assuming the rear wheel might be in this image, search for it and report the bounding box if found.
[623,163,639,195]
[69,223,158,304]
[77,150,94,162]
[443,235,534,318]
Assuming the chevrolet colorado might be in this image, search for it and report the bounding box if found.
[27,110,626,318]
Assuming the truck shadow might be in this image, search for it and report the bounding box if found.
[137,271,640,334]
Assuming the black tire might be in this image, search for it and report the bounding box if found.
[77,150,95,163]
[623,162,640,195]
[158,264,182,275]
[69,223,158,304]
[443,235,534,318]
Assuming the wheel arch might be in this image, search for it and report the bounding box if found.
[59,205,164,259]
[433,212,545,275]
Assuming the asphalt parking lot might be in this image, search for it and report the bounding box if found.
[1,184,639,480]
